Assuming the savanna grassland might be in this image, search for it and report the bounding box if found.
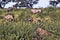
[0,7,60,40]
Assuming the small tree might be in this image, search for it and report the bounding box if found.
[50,0,59,7]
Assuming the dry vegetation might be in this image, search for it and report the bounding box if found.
[0,7,60,40]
